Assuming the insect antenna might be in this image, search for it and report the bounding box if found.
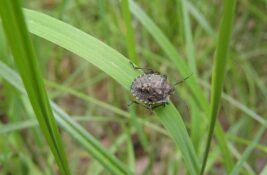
[173,73,193,86]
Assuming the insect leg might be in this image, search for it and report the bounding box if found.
[164,101,169,106]
[162,74,167,80]
[151,101,170,109]
[127,100,139,106]
[129,62,155,73]
[151,103,166,109]
[128,100,153,113]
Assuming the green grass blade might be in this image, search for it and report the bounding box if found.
[185,1,215,36]
[200,79,267,126]
[125,128,135,173]
[0,1,70,174]
[121,0,139,65]
[155,105,200,174]
[228,143,256,174]
[46,80,129,117]
[87,128,135,175]
[200,0,237,174]
[128,105,149,151]
[0,120,37,134]
[45,80,167,137]
[0,61,132,175]
[214,123,233,172]
[23,8,200,175]
[52,105,132,175]
[230,126,266,175]
[177,0,197,74]
[260,166,267,175]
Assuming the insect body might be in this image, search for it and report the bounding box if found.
[129,62,191,110]
[130,73,174,109]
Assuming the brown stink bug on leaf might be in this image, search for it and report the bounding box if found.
[128,62,192,111]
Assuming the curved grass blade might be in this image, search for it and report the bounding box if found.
[200,0,237,174]
[24,9,200,175]
[0,1,70,174]
[0,61,132,175]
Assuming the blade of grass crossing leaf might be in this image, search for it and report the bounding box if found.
[121,0,139,65]
[230,126,266,175]
[23,9,200,175]
[0,1,71,174]
[200,0,237,174]
[228,143,256,174]
[0,61,132,175]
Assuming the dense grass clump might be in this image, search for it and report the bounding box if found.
[0,0,266,174]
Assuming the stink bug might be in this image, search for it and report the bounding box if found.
[129,62,192,111]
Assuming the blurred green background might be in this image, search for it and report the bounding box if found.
[0,0,267,174]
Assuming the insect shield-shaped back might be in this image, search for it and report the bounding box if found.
[129,62,192,110]
[130,73,173,108]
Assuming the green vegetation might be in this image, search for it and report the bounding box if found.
[0,0,266,174]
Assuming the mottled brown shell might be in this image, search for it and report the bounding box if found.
[130,73,174,105]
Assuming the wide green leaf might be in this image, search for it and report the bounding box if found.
[24,8,200,175]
